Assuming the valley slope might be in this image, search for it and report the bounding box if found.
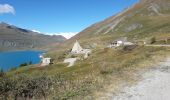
[0,22,66,51]
[61,0,170,49]
[3,0,170,99]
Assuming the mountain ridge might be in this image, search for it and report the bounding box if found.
[0,22,66,51]
[61,0,170,48]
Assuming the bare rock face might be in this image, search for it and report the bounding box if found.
[0,40,17,47]
[148,3,162,15]
[125,23,143,32]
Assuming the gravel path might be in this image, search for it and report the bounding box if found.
[146,44,170,47]
[64,58,77,67]
[112,59,170,100]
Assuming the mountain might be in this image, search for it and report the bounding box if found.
[0,22,66,51]
[64,0,170,47]
[4,1,170,99]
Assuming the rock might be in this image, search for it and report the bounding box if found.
[125,23,143,32]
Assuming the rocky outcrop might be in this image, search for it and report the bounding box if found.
[125,23,143,32]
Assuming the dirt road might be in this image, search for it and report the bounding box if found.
[112,59,170,100]
[146,44,170,47]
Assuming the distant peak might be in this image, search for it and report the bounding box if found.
[31,30,41,33]
[0,22,10,26]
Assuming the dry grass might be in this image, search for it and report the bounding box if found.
[4,46,170,99]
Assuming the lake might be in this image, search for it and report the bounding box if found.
[0,50,43,71]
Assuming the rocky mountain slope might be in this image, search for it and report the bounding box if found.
[65,0,170,47]
[0,22,66,51]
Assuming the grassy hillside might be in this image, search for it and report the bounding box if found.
[2,46,170,99]
[1,0,170,99]
[59,0,170,48]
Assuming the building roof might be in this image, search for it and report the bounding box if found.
[43,58,51,60]
[71,40,83,53]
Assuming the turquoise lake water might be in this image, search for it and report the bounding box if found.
[0,51,43,71]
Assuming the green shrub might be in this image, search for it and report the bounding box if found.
[58,55,65,60]
[19,63,28,67]
[150,37,156,44]
[0,69,3,73]
[0,74,53,100]
[0,69,4,77]
[29,61,32,65]
[10,67,17,71]
[71,55,77,58]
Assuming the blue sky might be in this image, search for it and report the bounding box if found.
[0,0,139,38]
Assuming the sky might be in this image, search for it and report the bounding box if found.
[0,0,139,39]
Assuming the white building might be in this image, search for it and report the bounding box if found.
[109,37,134,48]
[40,55,52,66]
[109,41,124,48]
[71,40,83,54]
[41,58,51,66]
[71,40,91,55]
[124,42,134,46]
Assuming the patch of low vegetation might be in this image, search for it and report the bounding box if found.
[9,67,17,71]
[19,63,28,67]
[0,74,53,100]
[0,69,5,77]
[150,37,156,44]
[2,46,170,100]
[20,62,33,67]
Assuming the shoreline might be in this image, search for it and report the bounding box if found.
[0,49,46,53]
[0,50,44,72]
